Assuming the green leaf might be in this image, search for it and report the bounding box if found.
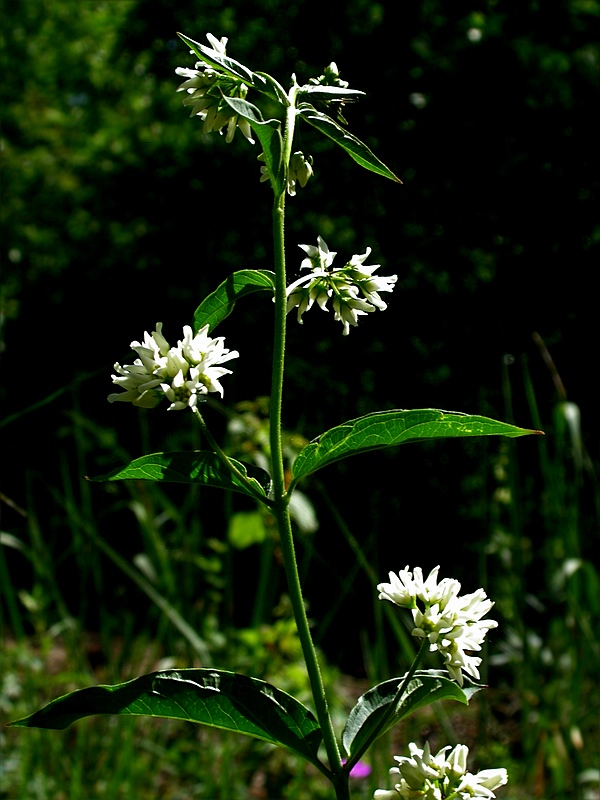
[254,71,290,105]
[219,97,284,194]
[342,670,483,760]
[194,269,276,333]
[178,33,257,86]
[9,668,323,768]
[298,86,366,102]
[298,103,401,183]
[291,409,542,482]
[89,451,271,500]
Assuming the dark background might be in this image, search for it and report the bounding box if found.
[2,0,597,670]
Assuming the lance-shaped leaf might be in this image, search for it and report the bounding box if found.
[194,269,276,333]
[220,97,284,194]
[343,670,483,761]
[9,669,323,769]
[178,32,258,86]
[298,85,366,102]
[291,409,542,483]
[298,102,401,183]
[90,451,271,500]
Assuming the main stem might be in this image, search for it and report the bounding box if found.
[268,92,349,800]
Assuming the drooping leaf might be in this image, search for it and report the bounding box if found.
[298,103,401,183]
[9,669,323,768]
[194,269,276,333]
[89,451,271,500]
[291,409,542,483]
[342,670,483,760]
[254,71,290,105]
[219,97,284,194]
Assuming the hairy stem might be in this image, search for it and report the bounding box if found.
[268,85,348,797]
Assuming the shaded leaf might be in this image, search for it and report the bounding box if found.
[90,451,271,500]
[298,103,401,183]
[220,97,283,194]
[292,409,542,483]
[194,269,276,333]
[343,670,483,759]
[9,669,323,768]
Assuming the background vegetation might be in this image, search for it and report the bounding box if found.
[1,1,598,798]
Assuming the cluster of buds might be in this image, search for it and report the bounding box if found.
[309,61,349,89]
[175,33,254,144]
[374,742,508,800]
[108,323,238,411]
[286,236,397,335]
[377,566,498,686]
[258,150,314,195]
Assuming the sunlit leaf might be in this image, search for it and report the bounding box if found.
[343,670,483,760]
[178,33,257,86]
[291,409,542,482]
[9,669,323,768]
[90,451,271,499]
[298,103,401,183]
[298,86,366,102]
[194,269,276,333]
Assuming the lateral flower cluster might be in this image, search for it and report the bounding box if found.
[108,323,239,411]
[374,742,508,800]
[175,33,255,144]
[377,566,497,686]
[286,236,397,335]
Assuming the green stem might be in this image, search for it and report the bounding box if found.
[345,637,429,771]
[268,84,348,798]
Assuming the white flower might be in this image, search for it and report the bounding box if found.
[299,236,337,271]
[377,566,497,687]
[454,768,508,798]
[109,323,238,411]
[286,237,396,335]
[377,567,419,608]
[374,744,507,800]
[445,744,469,781]
[377,566,460,611]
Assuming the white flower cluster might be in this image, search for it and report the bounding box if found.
[377,566,497,686]
[175,33,255,144]
[286,236,397,335]
[374,742,508,800]
[108,323,238,411]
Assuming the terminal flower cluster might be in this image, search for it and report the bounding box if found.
[377,566,497,686]
[175,33,255,144]
[286,236,397,335]
[108,323,238,411]
[374,742,508,800]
